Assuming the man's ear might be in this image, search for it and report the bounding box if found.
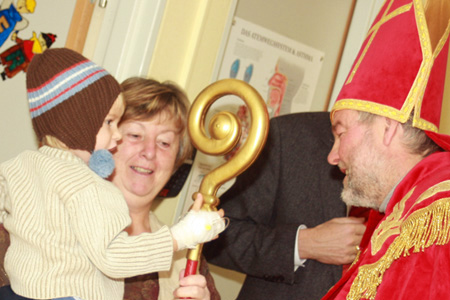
[383,117,400,146]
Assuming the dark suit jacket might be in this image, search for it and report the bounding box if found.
[203,112,346,300]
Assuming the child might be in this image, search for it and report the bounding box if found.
[0,48,225,300]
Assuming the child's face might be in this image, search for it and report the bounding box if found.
[95,94,125,151]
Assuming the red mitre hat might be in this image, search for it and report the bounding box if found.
[331,0,450,150]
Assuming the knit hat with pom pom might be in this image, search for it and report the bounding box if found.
[26,47,121,153]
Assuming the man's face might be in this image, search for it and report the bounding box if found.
[328,110,391,209]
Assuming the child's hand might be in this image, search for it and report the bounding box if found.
[170,193,226,251]
[191,192,204,211]
[191,193,224,217]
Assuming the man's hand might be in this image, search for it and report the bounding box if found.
[297,217,366,265]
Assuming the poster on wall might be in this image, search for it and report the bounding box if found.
[219,17,324,117]
[177,17,324,217]
[0,0,76,163]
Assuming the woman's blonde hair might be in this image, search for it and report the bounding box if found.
[120,77,193,169]
[41,135,68,149]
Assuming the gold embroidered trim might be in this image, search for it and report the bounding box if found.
[347,197,450,300]
[371,188,413,254]
[409,0,434,132]
[346,1,411,84]
[333,0,450,133]
[347,247,362,271]
[415,180,450,205]
[411,0,450,132]
[332,99,409,123]
[372,180,450,255]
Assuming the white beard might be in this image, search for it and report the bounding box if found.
[340,129,394,210]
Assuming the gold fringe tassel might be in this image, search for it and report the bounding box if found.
[347,198,450,300]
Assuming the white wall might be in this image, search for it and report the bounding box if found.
[83,0,166,83]
[0,0,76,163]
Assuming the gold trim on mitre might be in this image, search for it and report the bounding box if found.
[332,99,408,123]
[345,2,412,85]
[332,0,450,134]
[411,0,450,132]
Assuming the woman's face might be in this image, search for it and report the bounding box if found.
[112,112,180,207]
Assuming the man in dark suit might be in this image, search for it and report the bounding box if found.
[203,111,366,299]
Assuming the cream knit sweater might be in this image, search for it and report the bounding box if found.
[0,146,173,300]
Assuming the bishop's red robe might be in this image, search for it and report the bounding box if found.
[322,151,450,300]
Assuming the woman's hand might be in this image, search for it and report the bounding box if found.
[173,270,210,300]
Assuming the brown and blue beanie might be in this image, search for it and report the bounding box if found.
[26,47,121,153]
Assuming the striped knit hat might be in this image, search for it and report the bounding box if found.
[26,48,121,152]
